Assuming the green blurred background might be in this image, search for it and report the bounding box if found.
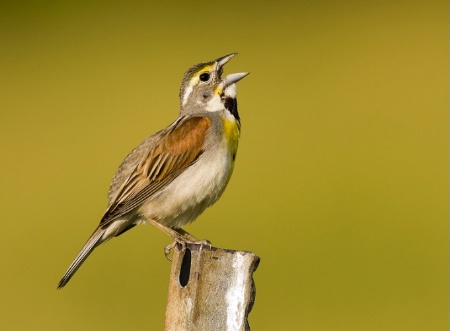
[0,1,447,330]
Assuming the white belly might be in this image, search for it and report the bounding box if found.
[137,147,233,228]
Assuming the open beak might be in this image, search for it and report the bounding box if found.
[214,53,249,89]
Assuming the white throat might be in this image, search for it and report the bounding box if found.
[204,94,224,112]
[224,83,237,98]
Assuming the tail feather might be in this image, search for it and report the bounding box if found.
[57,227,106,289]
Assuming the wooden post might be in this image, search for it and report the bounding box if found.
[165,243,260,331]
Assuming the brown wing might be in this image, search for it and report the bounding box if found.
[100,116,211,226]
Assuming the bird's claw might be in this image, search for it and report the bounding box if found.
[164,241,178,261]
[164,238,212,261]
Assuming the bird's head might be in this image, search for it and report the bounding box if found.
[179,53,248,118]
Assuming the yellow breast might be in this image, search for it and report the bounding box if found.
[221,117,240,162]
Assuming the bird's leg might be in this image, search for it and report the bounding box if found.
[175,227,212,253]
[146,219,211,259]
[175,228,201,242]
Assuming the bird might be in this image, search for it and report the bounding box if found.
[57,53,248,289]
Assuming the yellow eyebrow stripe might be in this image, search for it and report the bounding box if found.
[189,64,215,86]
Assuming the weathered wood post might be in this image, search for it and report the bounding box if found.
[165,243,260,331]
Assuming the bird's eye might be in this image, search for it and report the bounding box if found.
[199,72,210,82]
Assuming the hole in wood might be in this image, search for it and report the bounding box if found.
[179,248,191,287]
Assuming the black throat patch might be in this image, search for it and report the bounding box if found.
[224,97,240,121]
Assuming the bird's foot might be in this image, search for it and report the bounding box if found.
[144,219,211,260]
[164,235,212,260]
